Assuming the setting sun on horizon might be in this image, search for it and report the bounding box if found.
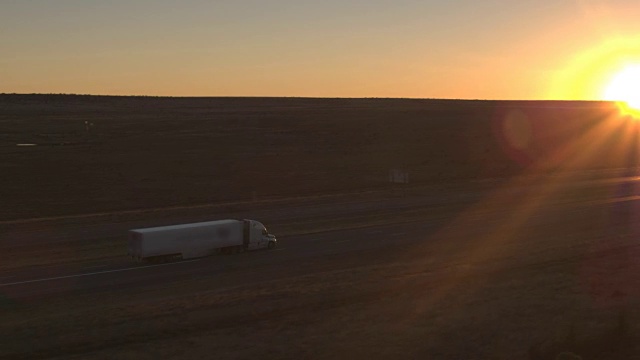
[603,64,640,117]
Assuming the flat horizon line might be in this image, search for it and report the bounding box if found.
[0,93,615,103]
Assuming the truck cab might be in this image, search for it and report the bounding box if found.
[243,219,277,250]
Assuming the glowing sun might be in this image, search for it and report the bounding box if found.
[603,64,640,115]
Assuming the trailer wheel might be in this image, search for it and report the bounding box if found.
[268,241,276,250]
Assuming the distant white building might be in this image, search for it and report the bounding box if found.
[389,169,409,184]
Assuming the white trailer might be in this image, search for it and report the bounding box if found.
[127,219,276,262]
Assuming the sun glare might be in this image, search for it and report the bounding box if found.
[603,64,640,117]
[548,37,640,114]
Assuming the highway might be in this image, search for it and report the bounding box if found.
[2,177,640,359]
[0,221,439,297]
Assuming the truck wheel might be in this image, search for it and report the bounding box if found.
[268,241,276,250]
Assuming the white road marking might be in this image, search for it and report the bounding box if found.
[0,259,200,288]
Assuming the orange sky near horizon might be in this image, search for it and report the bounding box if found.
[2,1,640,100]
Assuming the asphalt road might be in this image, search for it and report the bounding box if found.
[3,175,640,359]
[0,220,437,298]
[0,184,634,299]
[2,171,639,250]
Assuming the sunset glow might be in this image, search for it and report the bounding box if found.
[2,1,640,99]
[546,35,640,106]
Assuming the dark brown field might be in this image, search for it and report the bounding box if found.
[1,95,640,359]
[1,94,630,220]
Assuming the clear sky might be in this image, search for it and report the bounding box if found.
[2,0,640,99]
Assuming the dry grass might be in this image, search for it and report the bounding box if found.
[4,246,638,359]
[0,95,623,221]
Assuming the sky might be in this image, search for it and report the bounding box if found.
[2,0,640,99]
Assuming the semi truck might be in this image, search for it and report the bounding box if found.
[127,219,277,262]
